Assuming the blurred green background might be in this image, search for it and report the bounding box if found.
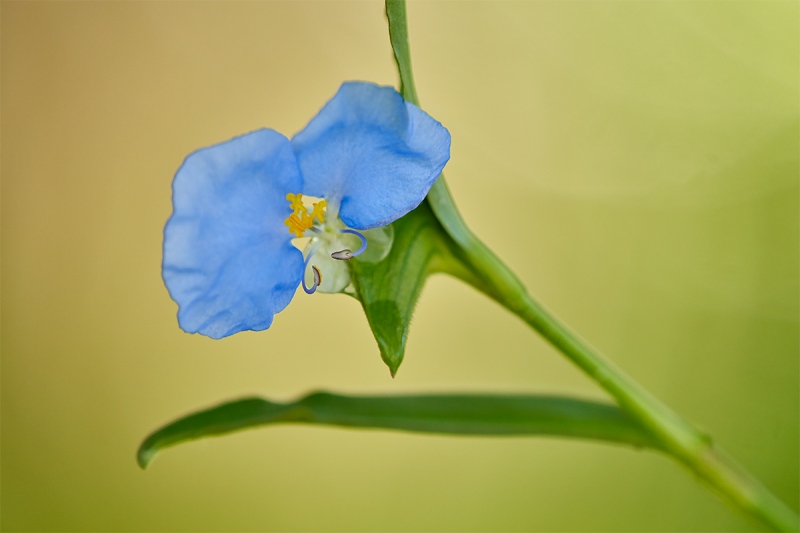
[2,1,797,531]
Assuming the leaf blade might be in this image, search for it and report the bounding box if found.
[138,392,662,469]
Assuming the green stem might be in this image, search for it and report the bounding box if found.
[385,1,799,530]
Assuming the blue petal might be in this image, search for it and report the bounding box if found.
[163,129,304,339]
[291,82,451,230]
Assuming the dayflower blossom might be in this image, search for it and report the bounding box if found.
[163,82,450,339]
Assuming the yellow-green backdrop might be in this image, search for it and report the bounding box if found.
[2,1,797,531]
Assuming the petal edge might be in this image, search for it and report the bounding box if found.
[163,129,304,339]
[292,82,451,230]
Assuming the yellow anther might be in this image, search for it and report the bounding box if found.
[286,193,305,213]
[284,213,311,238]
[284,193,327,238]
[310,200,327,224]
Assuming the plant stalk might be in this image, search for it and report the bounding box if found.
[385,0,799,530]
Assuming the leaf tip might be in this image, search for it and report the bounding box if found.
[380,339,403,378]
[136,446,154,470]
[137,432,162,470]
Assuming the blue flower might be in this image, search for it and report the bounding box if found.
[163,82,450,339]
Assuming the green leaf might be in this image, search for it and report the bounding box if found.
[350,202,486,375]
[137,391,661,469]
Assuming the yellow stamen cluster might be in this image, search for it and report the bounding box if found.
[284,193,327,238]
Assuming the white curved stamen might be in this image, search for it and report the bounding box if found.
[301,245,321,294]
[331,229,367,261]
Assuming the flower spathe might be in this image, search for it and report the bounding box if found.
[163,82,451,339]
